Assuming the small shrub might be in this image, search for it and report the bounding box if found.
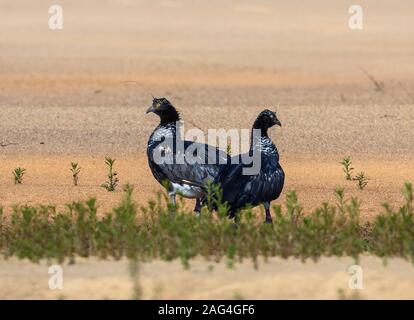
[101,157,119,191]
[205,181,229,218]
[354,172,369,190]
[13,167,26,184]
[403,182,413,214]
[340,156,354,180]
[70,162,81,186]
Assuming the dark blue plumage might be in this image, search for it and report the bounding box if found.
[146,97,228,214]
[214,109,285,223]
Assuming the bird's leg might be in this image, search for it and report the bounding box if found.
[194,198,202,218]
[234,214,240,224]
[169,192,176,206]
[263,202,272,224]
[229,212,240,230]
[233,211,241,224]
[168,192,176,216]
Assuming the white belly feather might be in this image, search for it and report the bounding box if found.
[171,182,204,199]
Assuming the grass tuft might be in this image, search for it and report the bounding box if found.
[353,172,369,190]
[101,157,119,191]
[340,156,354,181]
[70,162,81,186]
[13,167,26,184]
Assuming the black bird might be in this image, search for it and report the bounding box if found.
[146,97,228,214]
[213,109,284,223]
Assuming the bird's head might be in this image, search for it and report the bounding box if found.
[146,97,180,123]
[253,109,281,130]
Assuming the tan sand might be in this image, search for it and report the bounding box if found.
[0,154,412,219]
[1,256,414,300]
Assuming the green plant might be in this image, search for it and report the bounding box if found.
[205,181,229,218]
[13,167,26,184]
[0,182,413,268]
[354,172,369,190]
[403,182,413,214]
[101,157,119,191]
[70,162,81,186]
[340,156,354,180]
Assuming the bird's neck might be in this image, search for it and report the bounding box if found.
[148,121,177,151]
[250,126,269,144]
[252,119,270,136]
[159,109,181,125]
[250,126,276,154]
[151,118,182,143]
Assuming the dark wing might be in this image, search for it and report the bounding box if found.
[215,154,285,210]
[148,139,229,188]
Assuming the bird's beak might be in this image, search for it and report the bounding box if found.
[275,119,282,127]
[146,106,155,114]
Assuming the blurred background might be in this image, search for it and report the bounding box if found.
[0,0,413,155]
